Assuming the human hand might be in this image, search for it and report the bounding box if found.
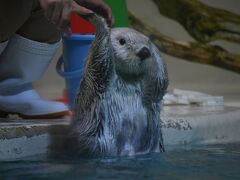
[39,0,94,34]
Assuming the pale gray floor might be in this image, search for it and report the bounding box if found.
[34,0,240,105]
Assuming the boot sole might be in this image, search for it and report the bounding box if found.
[0,110,70,119]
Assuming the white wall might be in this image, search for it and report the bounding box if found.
[126,0,240,95]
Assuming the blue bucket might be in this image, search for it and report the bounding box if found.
[56,34,95,109]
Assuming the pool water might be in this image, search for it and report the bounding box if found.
[0,144,240,179]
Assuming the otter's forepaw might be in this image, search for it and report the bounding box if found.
[88,14,109,32]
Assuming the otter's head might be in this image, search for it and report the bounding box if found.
[111,28,154,80]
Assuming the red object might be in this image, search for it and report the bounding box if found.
[54,89,73,116]
[54,89,69,104]
[71,13,96,34]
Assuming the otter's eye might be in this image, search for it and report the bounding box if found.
[119,38,126,45]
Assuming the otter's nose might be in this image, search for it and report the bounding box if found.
[137,47,151,61]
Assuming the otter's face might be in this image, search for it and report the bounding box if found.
[111,28,152,79]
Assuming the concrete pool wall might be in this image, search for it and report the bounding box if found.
[1,105,240,161]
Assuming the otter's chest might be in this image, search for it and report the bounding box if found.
[100,81,151,155]
[103,81,146,126]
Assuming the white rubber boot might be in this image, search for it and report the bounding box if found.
[0,35,69,119]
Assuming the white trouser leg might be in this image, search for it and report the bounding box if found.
[0,40,8,54]
[0,35,68,118]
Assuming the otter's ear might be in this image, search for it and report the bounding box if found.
[150,42,169,91]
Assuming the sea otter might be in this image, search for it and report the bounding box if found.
[68,14,168,157]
